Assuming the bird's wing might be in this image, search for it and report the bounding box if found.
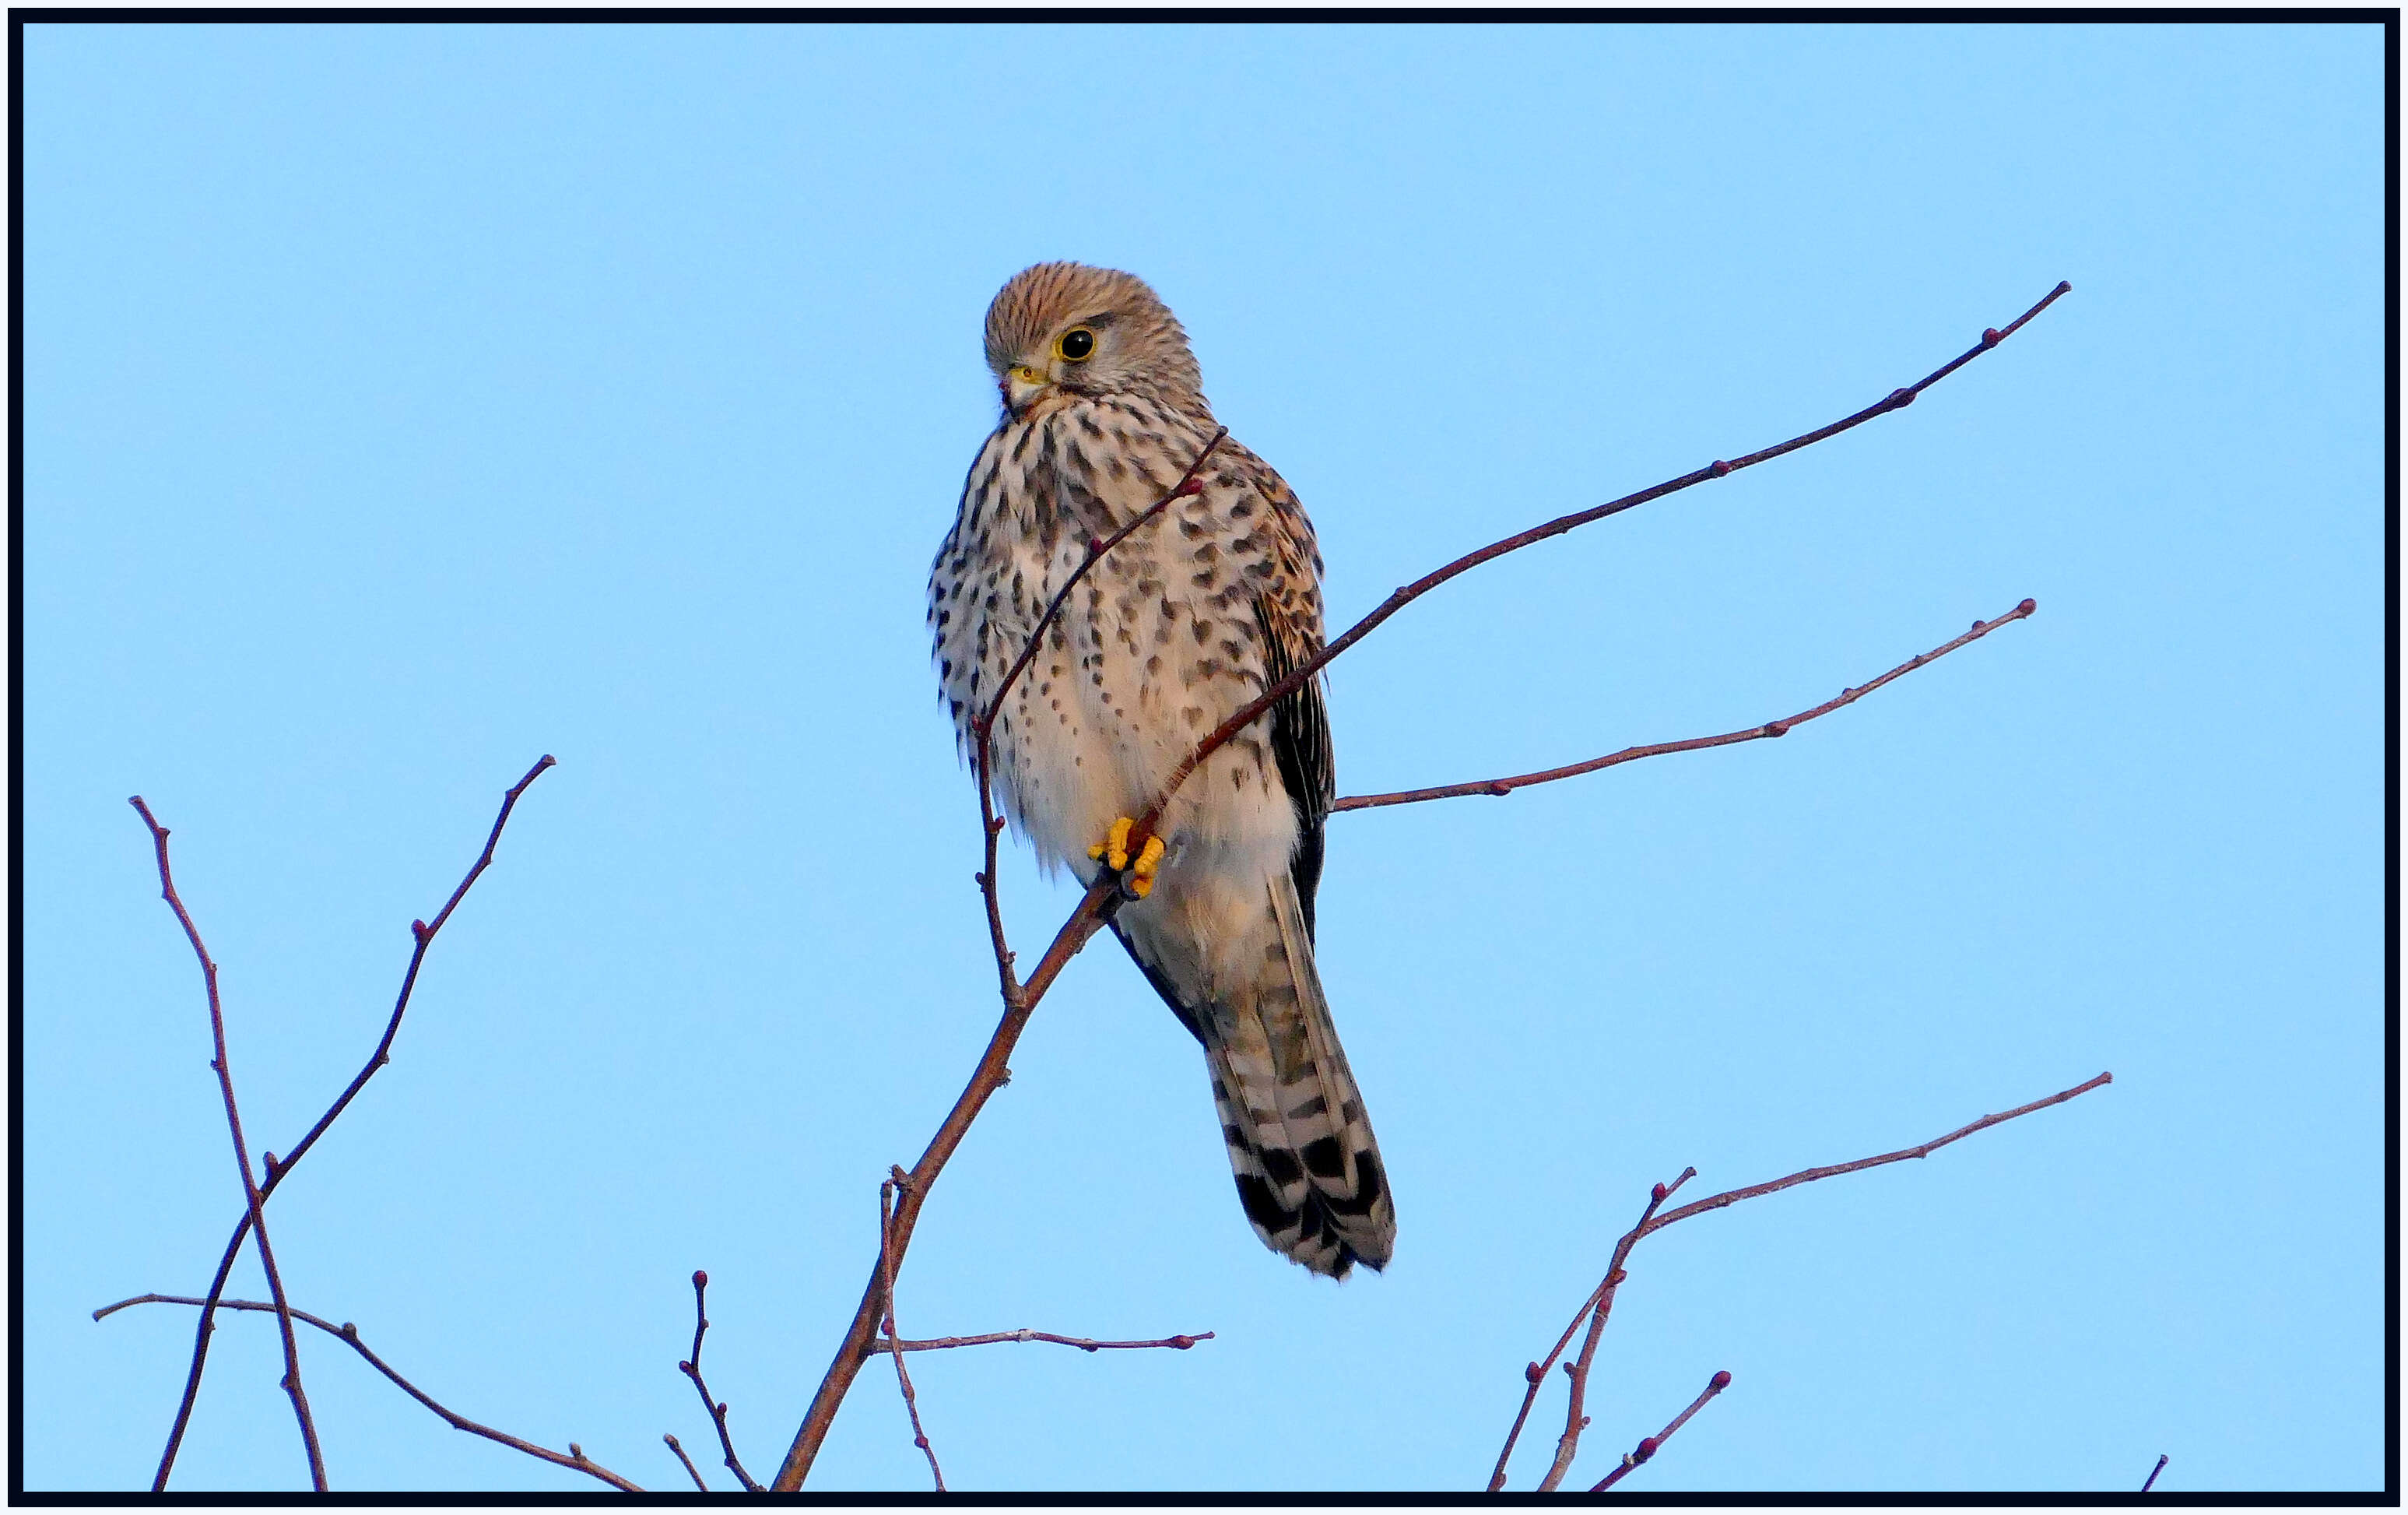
[1241,457,1334,939]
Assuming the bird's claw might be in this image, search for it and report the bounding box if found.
[1087,817,1165,899]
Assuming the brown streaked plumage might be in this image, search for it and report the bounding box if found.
[928,262,1394,1278]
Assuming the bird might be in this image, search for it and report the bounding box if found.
[928,262,1394,1278]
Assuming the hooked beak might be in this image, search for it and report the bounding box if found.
[1001,361,1052,414]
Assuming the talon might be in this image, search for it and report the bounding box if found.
[1129,835,1165,898]
[1088,816,1134,871]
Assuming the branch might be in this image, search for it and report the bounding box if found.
[677,1270,762,1492]
[1643,1070,2113,1236]
[1534,1171,1696,1492]
[1492,1071,2114,1489]
[971,427,1230,1000]
[879,1173,944,1491]
[127,798,327,1491]
[94,1294,641,1493]
[1134,283,2072,849]
[773,284,2070,1491]
[772,438,1230,1490]
[142,754,554,1490]
[1334,598,2038,814]
[1588,1370,1732,1492]
[869,1329,1213,1354]
[662,1434,709,1493]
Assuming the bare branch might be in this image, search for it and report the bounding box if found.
[662,1433,709,1493]
[1494,1071,2113,1489]
[143,755,554,1489]
[773,436,1231,1490]
[774,285,2072,1492]
[869,1329,1213,1354]
[879,1173,944,1491]
[677,1270,762,1492]
[1336,599,2038,814]
[1136,284,2072,849]
[127,798,327,1491]
[94,1293,641,1493]
[971,427,1230,1001]
[1534,1171,1697,1492]
[1588,1370,1732,1492]
[1644,1071,2114,1236]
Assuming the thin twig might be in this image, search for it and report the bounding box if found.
[1643,1071,2113,1236]
[1589,1371,1732,1492]
[145,755,554,1490]
[1534,1172,1697,1492]
[94,1293,641,1492]
[663,1433,710,1493]
[2143,1453,2169,1492]
[971,427,1230,1003]
[679,1270,763,1492]
[1493,1071,2113,1489]
[1335,599,2038,813]
[128,798,327,1492]
[774,438,1229,1490]
[772,285,2071,1491]
[880,1173,944,1491]
[869,1329,1213,1354]
[1134,284,2072,850]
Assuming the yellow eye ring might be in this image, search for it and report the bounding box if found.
[1055,326,1097,362]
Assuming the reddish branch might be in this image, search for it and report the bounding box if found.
[662,1434,709,1492]
[93,1293,641,1492]
[1136,283,2072,850]
[770,284,2071,1491]
[1589,1371,1733,1492]
[678,1270,762,1492]
[127,797,327,1491]
[970,427,1230,996]
[774,437,1230,1489]
[136,755,555,1490]
[871,1328,1213,1353]
[879,1173,945,1491]
[1534,1171,1697,1492]
[1490,1070,2114,1490]
[1335,599,2038,813]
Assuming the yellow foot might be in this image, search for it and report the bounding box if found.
[1086,818,1167,899]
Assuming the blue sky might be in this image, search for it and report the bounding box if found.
[21,20,2385,1494]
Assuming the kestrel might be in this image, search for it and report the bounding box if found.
[928,263,1394,1278]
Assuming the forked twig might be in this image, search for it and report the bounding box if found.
[1534,1172,1697,1491]
[94,1293,641,1492]
[774,284,2071,1491]
[142,756,554,1490]
[128,798,327,1491]
[1335,599,2038,813]
[679,1270,762,1492]
[1492,1070,2113,1490]
[1589,1371,1732,1492]
[880,1172,944,1491]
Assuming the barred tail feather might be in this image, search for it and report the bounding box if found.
[1200,874,1394,1278]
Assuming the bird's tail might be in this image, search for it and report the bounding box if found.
[1197,873,1395,1278]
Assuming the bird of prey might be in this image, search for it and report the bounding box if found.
[928,263,1394,1278]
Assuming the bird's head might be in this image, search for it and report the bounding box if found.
[984,262,1205,419]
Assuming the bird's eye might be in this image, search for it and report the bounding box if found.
[1055,327,1096,362]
